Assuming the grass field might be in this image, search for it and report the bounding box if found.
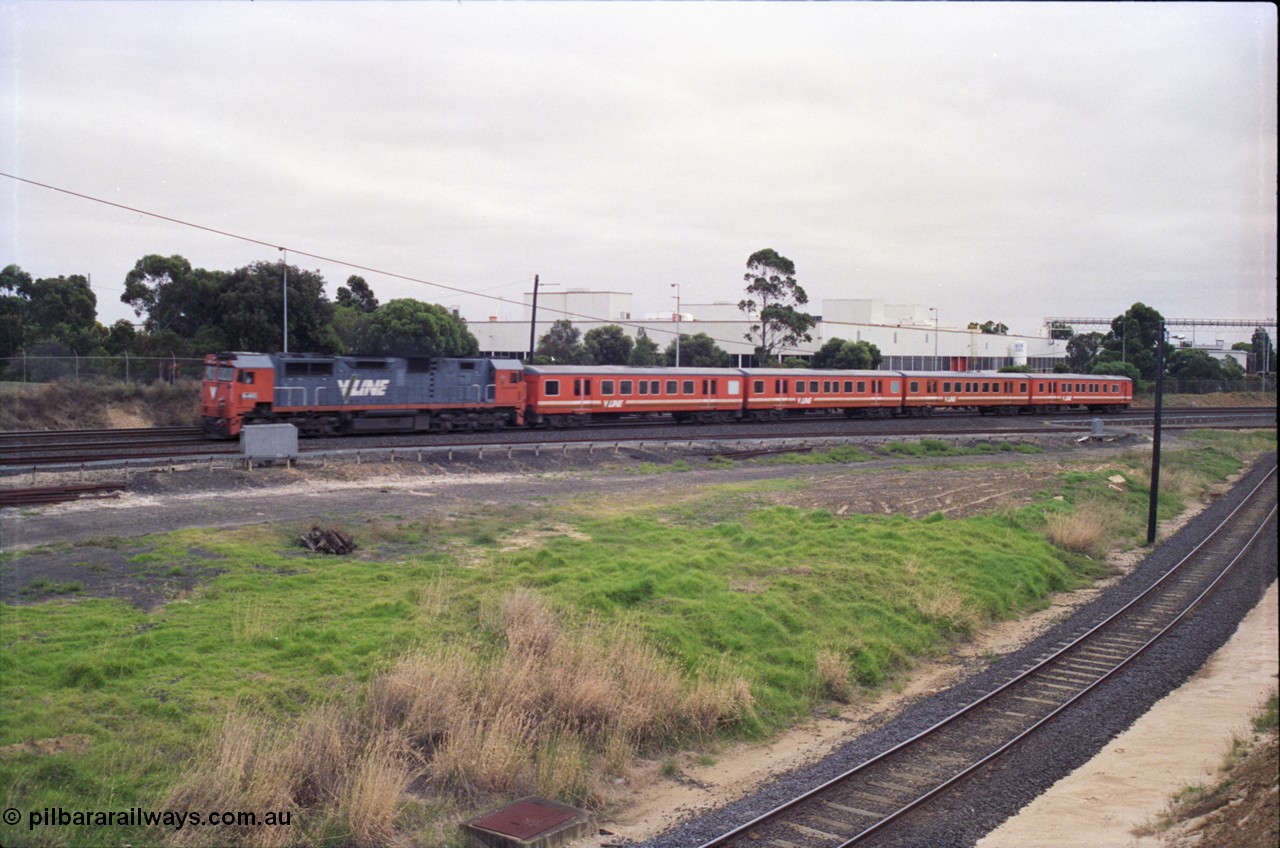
[0,430,1273,847]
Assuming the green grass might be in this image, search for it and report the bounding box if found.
[0,430,1271,846]
[752,439,1042,466]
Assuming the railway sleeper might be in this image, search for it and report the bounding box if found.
[823,799,891,819]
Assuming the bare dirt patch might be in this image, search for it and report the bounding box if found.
[760,463,1073,519]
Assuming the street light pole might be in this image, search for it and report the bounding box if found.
[671,283,681,367]
[929,307,938,370]
[528,274,540,362]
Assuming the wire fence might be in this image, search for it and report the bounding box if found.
[1,355,205,384]
[0,355,1275,398]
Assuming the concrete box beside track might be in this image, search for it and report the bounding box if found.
[242,424,299,461]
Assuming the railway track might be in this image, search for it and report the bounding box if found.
[697,466,1278,848]
[0,407,1272,468]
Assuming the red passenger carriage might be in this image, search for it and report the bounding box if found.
[521,365,746,427]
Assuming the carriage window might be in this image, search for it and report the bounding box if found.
[666,380,678,394]
[238,371,255,384]
[843,381,852,392]
[682,380,695,394]
[890,380,900,393]
[601,380,615,395]
[650,381,660,394]
[620,381,633,395]
[857,381,866,393]
[981,382,989,392]
[545,380,561,397]
[727,379,740,395]
[638,381,648,395]
[942,381,951,392]
[753,380,765,393]
[710,379,718,395]
[909,381,919,393]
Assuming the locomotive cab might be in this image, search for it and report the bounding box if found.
[201,353,275,438]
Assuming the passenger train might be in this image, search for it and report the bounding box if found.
[201,352,1133,438]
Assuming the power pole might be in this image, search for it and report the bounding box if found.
[1147,320,1167,545]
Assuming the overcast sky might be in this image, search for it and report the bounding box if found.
[2,1,1276,343]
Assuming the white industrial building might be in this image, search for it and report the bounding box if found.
[467,290,1065,371]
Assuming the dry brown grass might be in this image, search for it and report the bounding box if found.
[167,589,755,845]
[815,648,852,702]
[1044,501,1112,556]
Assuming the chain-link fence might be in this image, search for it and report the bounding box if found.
[1,354,205,384]
[1150,377,1275,396]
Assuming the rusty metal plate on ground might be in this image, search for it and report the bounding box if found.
[470,799,576,839]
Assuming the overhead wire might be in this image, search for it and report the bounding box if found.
[1,170,761,352]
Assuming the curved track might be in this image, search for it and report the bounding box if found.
[697,467,1277,848]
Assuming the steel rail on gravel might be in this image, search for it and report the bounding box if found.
[698,465,1277,848]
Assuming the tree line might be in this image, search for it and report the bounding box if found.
[1048,302,1274,383]
[1,256,479,366]
[4,252,1270,382]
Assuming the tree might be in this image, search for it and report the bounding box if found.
[1048,321,1074,341]
[1102,302,1171,381]
[583,325,634,365]
[332,305,374,354]
[364,299,479,357]
[0,264,34,354]
[121,254,225,341]
[810,337,883,370]
[969,320,1009,335]
[535,319,590,364]
[217,261,340,353]
[1065,332,1106,373]
[1089,360,1140,381]
[664,332,732,367]
[628,327,660,366]
[2,270,100,354]
[1249,327,1275,373]
[738,248,816,365]
[1167,348,1224,382]
[335,275,379,313]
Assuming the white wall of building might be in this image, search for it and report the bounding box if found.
[468,291,1065,369]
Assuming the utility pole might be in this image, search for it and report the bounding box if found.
[1147,320,1167,545]
[280,247,289,353]
[528,275,540,362]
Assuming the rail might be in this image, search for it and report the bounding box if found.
[697,465,1277,847]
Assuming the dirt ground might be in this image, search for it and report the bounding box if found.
[2,440,1276,846]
